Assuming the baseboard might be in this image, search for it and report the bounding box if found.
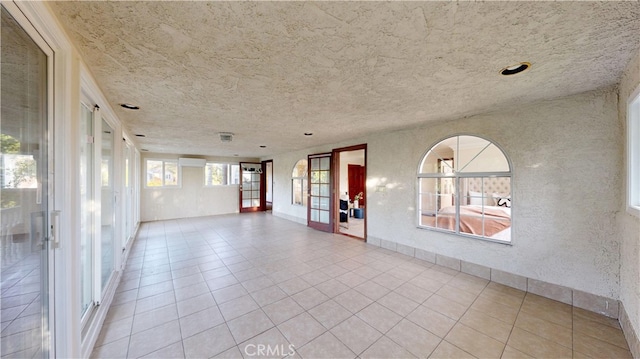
[620,302,640,359]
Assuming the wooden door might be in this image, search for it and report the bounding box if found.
[240,162,262,212]
[348,164,365,207]
[307,153,333,232]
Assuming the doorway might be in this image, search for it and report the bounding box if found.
[262,160,273,211]
[334,145,367,239]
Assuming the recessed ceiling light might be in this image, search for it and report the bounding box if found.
[500,62,531,76]
[120,103,140,110]
[304,132,313,136]
[234,154,239,157]
[134,134,146,137]
[141,149,149,152]
[259,145,267,148]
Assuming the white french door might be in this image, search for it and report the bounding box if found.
[1,5,54,358]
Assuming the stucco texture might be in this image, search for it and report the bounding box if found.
[618,48,640,347]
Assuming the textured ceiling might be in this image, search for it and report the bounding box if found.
[48,1,640,157]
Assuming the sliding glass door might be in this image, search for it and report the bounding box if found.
[1,6,52,357]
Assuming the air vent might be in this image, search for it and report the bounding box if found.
[178,158,206,167]
[219,132,234,142]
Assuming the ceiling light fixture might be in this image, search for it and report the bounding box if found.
[120,103,140,110]
[141,149,149,152]
[259,145,267,148]
[500,62,531,76]
[304,132,313,136]
[134,134,146,137]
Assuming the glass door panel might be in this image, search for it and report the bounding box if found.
[239,162,262,212]
[79,103,94,319]
[1,6,50,357]
[307,153,332,232]
[100,119,115,290]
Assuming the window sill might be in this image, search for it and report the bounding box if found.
[627,205,640,218]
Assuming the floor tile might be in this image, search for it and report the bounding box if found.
[277,312,326,348]
[394,282,434,304]
[573,332,633,359]
[307,299,352,329]
[218,294,259,321]
[127,320,182,358]
[226,309,274,343]
[239,327,292,359]
[262,297,305,325]
[213,283,249,304]
[407,305,457,338]
[250,285,288,307]
[444,323,505,359]
[513,311,572,348]
[334,289,373,314]
[377,291,420,317]
[423,294,468,320]
[314,279,350,298]
[291,287,329,310]
[177,292,216,318]
[95,316,133,346]
[506,327,573,358]
[386,319,441,358]
[330,316,382,355]
[354,281,390,301]
[182,323,236,358]
[140,341,185,359]
[131,304,179,334]
[356,302,402,333]
[297,332,356,359]
[459,309,513,343]
[429,340,475,359]
[179,305,225,338]
[360,335,417,359]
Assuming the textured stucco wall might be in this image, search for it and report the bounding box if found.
[140,154,257,221]
[618,48,640,344]
[271,87,622,300]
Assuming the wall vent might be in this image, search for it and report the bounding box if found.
[219,132,234,142]
[178,158,206,167]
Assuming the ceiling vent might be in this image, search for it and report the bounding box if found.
[219,132,234,142]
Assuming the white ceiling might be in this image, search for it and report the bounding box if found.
[48,1,640,158]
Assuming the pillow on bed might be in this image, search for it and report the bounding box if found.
[493,193,511,207]
[468,191,484,205]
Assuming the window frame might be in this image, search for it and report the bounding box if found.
[628,83,640,217]
[291,159,308,206]
[203,162,240,187]
[144,158,180,188]
[417,134,513,244]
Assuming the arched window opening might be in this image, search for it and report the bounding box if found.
[418,135,512,242]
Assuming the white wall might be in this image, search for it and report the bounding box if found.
[618,48,640,353]
[140,154,257,221]
[271,87,622,302]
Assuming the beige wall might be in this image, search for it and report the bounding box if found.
[618,48,640,353]
[140,154,258,221]
[270,87,622,303]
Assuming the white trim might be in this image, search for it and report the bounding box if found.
[627,83,640,217]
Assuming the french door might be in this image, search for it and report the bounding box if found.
[1,5,53,357]
[239,162,262,212]
[307,153,333,232]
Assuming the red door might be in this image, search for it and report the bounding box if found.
[348,164,365,207]
[307,153,333,232]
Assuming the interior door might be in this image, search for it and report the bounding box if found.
[239,162,262,212]
[1,6,52,357]
[307,153,333,232]
[348,164,365,207]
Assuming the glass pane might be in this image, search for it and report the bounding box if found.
[164,161,178,186]
[292,179,302,205]
[319,197,330,210]
[420,138,456,173]
[310,184,319,196]
[319,171,328,183]
[319,184,330,197]
[242,199,252,207]
[457,136,509,173]
[101,119,115,290]
[311,196,319,209]
[292,159,307,177]
[319,210,330,223]
[311,158,320,170]
[252,199,260,207]
[146,160,163,187]
[320,157,330,170]
[80,104,93,318]
[242,190,251,199]
[251,190,259,201]
[311,209,319,221]
[230,165,240,184]
[1,7,49,356]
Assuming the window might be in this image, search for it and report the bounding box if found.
[145,159,179,187]
[418,135,512,243]
[628,84,640,215]
[204,163,239,186]
[292,159,308,206]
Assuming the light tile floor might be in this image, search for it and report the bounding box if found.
[92,214,633,359]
